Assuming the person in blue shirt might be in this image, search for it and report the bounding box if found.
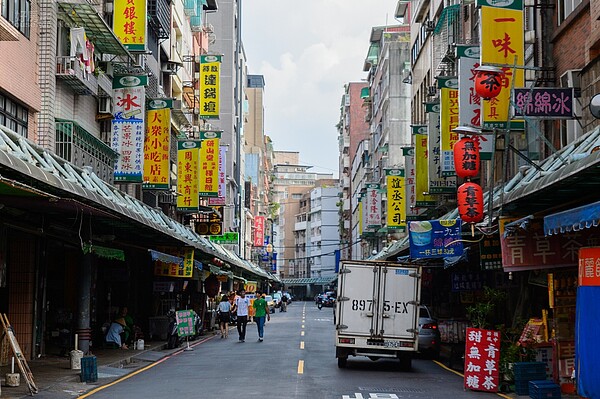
[105,318,128,349]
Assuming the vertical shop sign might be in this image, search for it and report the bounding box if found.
[578,247,600,286]
[413,126,435,206]
[143,99,172,189]
[254,216,265,247]
[479,0,525,129]
[358,195,364,235]
[426,103,456,193]
[200,55,222,119]
[177,140,200,211]
[464,328,500,392]
[182,248,194,277]
[386,169,406,231]
[209,145,227,206]
[480,234,503,270]
[113,0,146,51]
[438,77,459,176]
[112,75,147,182]
[365,184,381,229]
[199,131,221,197]
[403,148,419,221]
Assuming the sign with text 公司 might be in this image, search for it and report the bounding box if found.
[386,169,406,230]
[409,219,463,259]
[464,328,500,392]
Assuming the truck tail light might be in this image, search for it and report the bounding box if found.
[339,338,355,344]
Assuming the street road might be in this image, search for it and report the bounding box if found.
[81,302,500,399]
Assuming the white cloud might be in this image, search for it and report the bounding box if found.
[243,0,398,174]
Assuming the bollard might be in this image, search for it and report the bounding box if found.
[6,372,20,387]
[70,349,83,370]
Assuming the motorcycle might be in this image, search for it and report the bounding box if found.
[166,309,183,349]
[317,296,323,310]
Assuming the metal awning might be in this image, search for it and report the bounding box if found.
[57,2,135,60]
[281,276,336,286]
[148,249,183,265]
[544,200,600,236]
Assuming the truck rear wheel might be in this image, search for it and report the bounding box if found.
[337,357,347,368]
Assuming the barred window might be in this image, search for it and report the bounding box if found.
[0,92,29,137]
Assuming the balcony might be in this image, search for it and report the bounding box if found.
[56,56,98,96]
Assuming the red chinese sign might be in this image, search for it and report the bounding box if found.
[500,217,600,272]
[254,216,265,247]
[464,327,500,392]
[578,247,600,286]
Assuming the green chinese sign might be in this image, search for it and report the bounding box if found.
[175,309,196,337]
[209,232,239,244]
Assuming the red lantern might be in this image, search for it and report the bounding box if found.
[453,137,480,178]
[457,182,484,223]
[474,66,503,100]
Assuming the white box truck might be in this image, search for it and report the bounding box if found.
[335,260,422,369]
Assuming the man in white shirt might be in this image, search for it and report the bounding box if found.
[232,289,250,342]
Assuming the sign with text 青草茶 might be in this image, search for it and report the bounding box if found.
[464,328,500,392]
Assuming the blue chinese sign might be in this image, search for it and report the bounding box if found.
[513,88,574,118]
[409,219,463,259]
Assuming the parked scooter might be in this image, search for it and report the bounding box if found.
[166,309,182,349]
[190,310,203,340]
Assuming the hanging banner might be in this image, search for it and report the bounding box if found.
[480,0,525,129]
[143,99,172,189]
[426,102,457,194]
[113,0,146,51]
[386,169,406,231]
[480,233,503,270]
[208,145,227,206]
[182,247,194,277]
[409,219,463,259]
[199,131,221,197]
[365,183,381,229]
[413,127,435,207]
[112,75,147,182]
[464,328,501,392]
[177,140,200,211]
[358,195,364,236]
[200,55,222,119]
[438,77,459,177]
[254,216,265,247]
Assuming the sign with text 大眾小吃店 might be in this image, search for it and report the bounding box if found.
[143,99,172,189]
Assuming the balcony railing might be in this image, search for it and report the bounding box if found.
[56,56,99,95]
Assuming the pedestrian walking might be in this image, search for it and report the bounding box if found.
[253,291,270,342]
[232,289,249,342]
[217,294,231,338]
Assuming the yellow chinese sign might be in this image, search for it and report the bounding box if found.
[152,248,193,278]
[199,131,221,197]
[143,100,171,189]
[200,55,221,119]
[480,3,524,129]
[358,197,363,235]
[177,140,200,211]
[386,169,406,231]
[245,281,257,293]
[113,0,146,51]
[182,248,194,277]
[439,77,459,177]
[414,129,435,207]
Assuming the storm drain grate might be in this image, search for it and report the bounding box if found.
[358,387,426,393]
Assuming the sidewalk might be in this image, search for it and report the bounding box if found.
[0,333,219,399]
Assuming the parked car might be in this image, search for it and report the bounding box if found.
[418,305,441,358]
[264,295,276,314]
[272,292,282,308]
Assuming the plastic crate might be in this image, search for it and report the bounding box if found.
[80,355,98,383]
[513,362,547,380]
[528,380,561,399]
[515,380,531,395]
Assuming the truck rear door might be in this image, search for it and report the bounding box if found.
[337,262,378,337]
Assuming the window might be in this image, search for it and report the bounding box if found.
[0,92,28,137]
[557,0,583,25]
[1,0,30,38]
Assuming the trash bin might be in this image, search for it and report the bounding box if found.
[80,356,97,383]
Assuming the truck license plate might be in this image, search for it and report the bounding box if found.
[384,341,401,348]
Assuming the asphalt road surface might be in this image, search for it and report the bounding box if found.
[80,302,501,399]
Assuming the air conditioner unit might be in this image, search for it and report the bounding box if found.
[424,21,436,32]
[162,62,179,74]
[560,69,581,97]
[427,86,437,96]
[98,97,113,114]
[344,94,350,106]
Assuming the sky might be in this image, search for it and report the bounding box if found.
[242,0,400,175]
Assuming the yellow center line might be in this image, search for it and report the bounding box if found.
[300,341,304,349]
[301,331,305,336]
[302,324,305,328]
[297,360,304,374]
